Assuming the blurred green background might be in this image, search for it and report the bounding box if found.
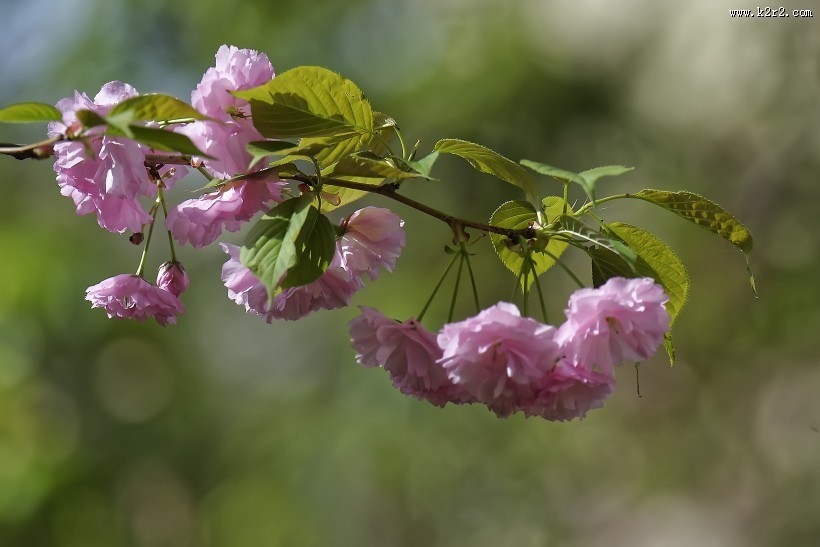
[1,0,819,545]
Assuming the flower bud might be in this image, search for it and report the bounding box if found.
[156,262,189,297]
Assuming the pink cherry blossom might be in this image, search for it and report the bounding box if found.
[48,81,164,234]
[348,307,469,407]
[183,45,275,178]
[177,119,264,179]
[85,274,184,326]
[156,262,190,297]
[437,302,560,417]
[339,207,406,280]
[220,243,363,322]
[191,45,274,121]
[557,277,670,374]
[522,360,615,422]
[267,252,364,320]
[166,179,285,248]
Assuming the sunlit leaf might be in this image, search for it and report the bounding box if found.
[435,139,539,206]
[0,102,62,123]
[234,65,373,139]
[489,197,570,290]
[240,196,313,297]
[521,159,633,203]
[107,94,207,125]
[125,125,213,158]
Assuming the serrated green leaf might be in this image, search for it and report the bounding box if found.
[234,65,374,138]
[0,102,62,123]
[489,197,570,290]
[124,125,213,158]
[593,222,689,366]
[435,139,539,206]
[557,216,638,269]
[240,196,313,297]
[76,109,107,128]
[608,222,689,325]
[281,211,336,288]
[107,94,207,126]
[331,155,419,183]
[630,190,753,254]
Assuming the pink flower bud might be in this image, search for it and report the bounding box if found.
[156,262,190,297]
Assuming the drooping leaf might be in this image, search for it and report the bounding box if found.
[124,125,213,158]
[590,222,689,366]
[0,102,62,123]
[240,196,313,297]
[106,94,208,126]
[234,65,374,139]
[489,197,570,290]
[435,139,539,206]
[608,222,689,325]
[630,190,753,254]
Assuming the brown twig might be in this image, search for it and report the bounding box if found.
[5,147,533,239]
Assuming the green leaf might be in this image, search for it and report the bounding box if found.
[124,125,213,158]
[246,140,299,167]
[331,155,421,183]
[631,190,753,254]
[367,112,397,156]
[106,94,207,126]
[489,197,570,290]
[521,160,633,203]
[240,196,313,297]
[520,160,580,184]
[435,139,539,206]
[76,109,108,128]
[234,65,374,139]
[608,222,689,325]
[281,210,336,288]
[556,215,638,269]
[0,102,62,123]
[404,151,439,178]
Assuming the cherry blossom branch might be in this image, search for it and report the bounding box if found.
[141,153,537,239]
[0,142,537,240]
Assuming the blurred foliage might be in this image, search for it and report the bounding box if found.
[1,0,820,545]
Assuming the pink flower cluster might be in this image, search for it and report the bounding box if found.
[85,268,188,326]
[167,46,285,248]
[348,277,670,421]
[63,46,287,324]
[221,206,406,321]
[49,82,178,233]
